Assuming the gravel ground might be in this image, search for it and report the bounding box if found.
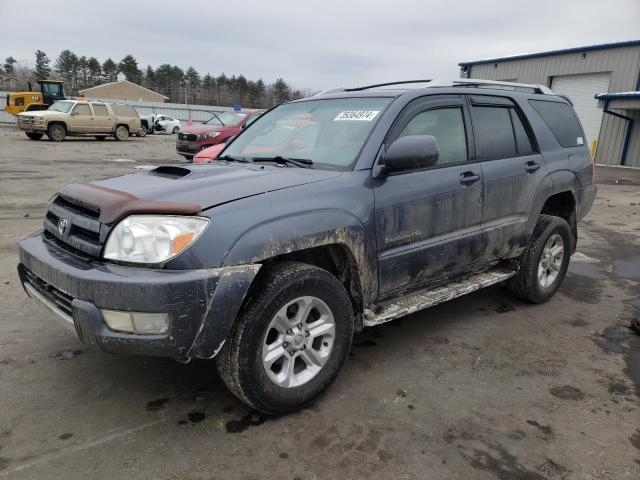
[0,126,638,480]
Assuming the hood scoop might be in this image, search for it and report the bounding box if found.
[149,165,192,179]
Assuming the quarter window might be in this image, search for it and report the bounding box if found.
[398,108,468,165]
[92,104,109,116]
[73,104,91,115]
[529,100,584,148]
[510,109,534,154]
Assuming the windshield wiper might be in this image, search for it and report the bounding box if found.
[252,156,314,168]
[218,154,252,163]
[207,112,225,126]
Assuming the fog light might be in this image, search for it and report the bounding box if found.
[102,309,169,335]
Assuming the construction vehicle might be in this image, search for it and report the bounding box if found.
[5,80,66,116]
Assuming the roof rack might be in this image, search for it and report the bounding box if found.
[345,80,433,91]
[428,78,554,95]
[315,78,555,96]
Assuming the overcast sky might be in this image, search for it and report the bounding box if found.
[2,0,639,90]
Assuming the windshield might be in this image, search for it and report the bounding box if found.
[49,101,74,113]
[204,111,248,126]
[222,97,392,169]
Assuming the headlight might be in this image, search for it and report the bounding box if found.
[199,132,221,139]
[103,215,210,264]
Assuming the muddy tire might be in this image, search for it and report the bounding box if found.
[46,123,66,142]
[25,132,43,140]
[114,125,129,141]
[507,214,572,304]
[215,262,354,415]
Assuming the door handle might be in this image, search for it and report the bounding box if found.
[525,161,540,173]
[459,172,480,185]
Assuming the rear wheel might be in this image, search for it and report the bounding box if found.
[25,132,43,140]
[216,262,354,415]
[114,125,128,141]
[507,214,572,303]
[46,124,66,142]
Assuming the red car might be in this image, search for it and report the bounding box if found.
[176,110,263,161]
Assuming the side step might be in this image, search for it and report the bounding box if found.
[364,268,516,327]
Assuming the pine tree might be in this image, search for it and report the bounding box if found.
[117,55,142,84]
[4,57,17,75]
[272,78,290,105]
[102,58,117,82]
[34,50,50,80]
[54,50,79,92]
[87,57,101,87]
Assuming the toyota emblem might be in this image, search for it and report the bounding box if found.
[58,218,69,236]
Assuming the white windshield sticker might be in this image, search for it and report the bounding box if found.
[334,110,380,121]
[577,136,584,145]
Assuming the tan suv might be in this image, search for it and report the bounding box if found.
[17,100,141,142]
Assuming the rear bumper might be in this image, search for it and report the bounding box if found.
[576,183,597,221]
[18,232,260,360]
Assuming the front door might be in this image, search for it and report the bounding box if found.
[373,95,484,296]
[67,103,93,133]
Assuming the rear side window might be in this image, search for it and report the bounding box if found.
[398,107,468,165]
[92,104,109,116]
[529,100,584,148]
[472,107,517,158]
[73,104,91,115]
[510,110,534,154]
[111,104,138,117]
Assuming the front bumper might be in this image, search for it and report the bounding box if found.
[176,139,199,155]
[18,232,260,360]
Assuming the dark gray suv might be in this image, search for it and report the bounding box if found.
[18,79,596,415]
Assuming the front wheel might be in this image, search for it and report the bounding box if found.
[216,262,354,415]
[114,125,129,141]
[172,126,179,134]
[137,125,147,137]
[46,124,66,142]
[507,214,572,303]
[25,132,43,140]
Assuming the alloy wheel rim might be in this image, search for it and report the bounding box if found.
[538,233,564,288]
[262,296,335,388]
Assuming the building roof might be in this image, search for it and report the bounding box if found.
[79,79,169,99]
[459,39,640,66]
[595,91,640,100]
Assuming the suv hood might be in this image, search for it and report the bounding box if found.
[181,124,234,135]
[92,163,342,212]
[19,110,66,118]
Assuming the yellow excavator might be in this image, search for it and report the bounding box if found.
[5,80,66,116]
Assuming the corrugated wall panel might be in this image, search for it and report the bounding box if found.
[623,111,640,167]
[462,45,640,165]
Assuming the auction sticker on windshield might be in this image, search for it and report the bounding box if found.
[334,110,380,121]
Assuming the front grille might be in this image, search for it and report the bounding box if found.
[178,132,197,141]
[23,268,73,318]
[43,195,103,257]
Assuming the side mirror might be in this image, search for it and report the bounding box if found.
[380,135,439,173]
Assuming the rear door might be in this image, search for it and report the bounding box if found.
[467,95,546,260]
[90,103,114,132]
[374,95,485,296]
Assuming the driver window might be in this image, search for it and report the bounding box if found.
[398,108,467,165]
[73,104,91,116]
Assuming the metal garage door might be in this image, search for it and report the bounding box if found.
[551,72,611,145]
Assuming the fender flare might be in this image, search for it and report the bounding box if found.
[222,209,376,304]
